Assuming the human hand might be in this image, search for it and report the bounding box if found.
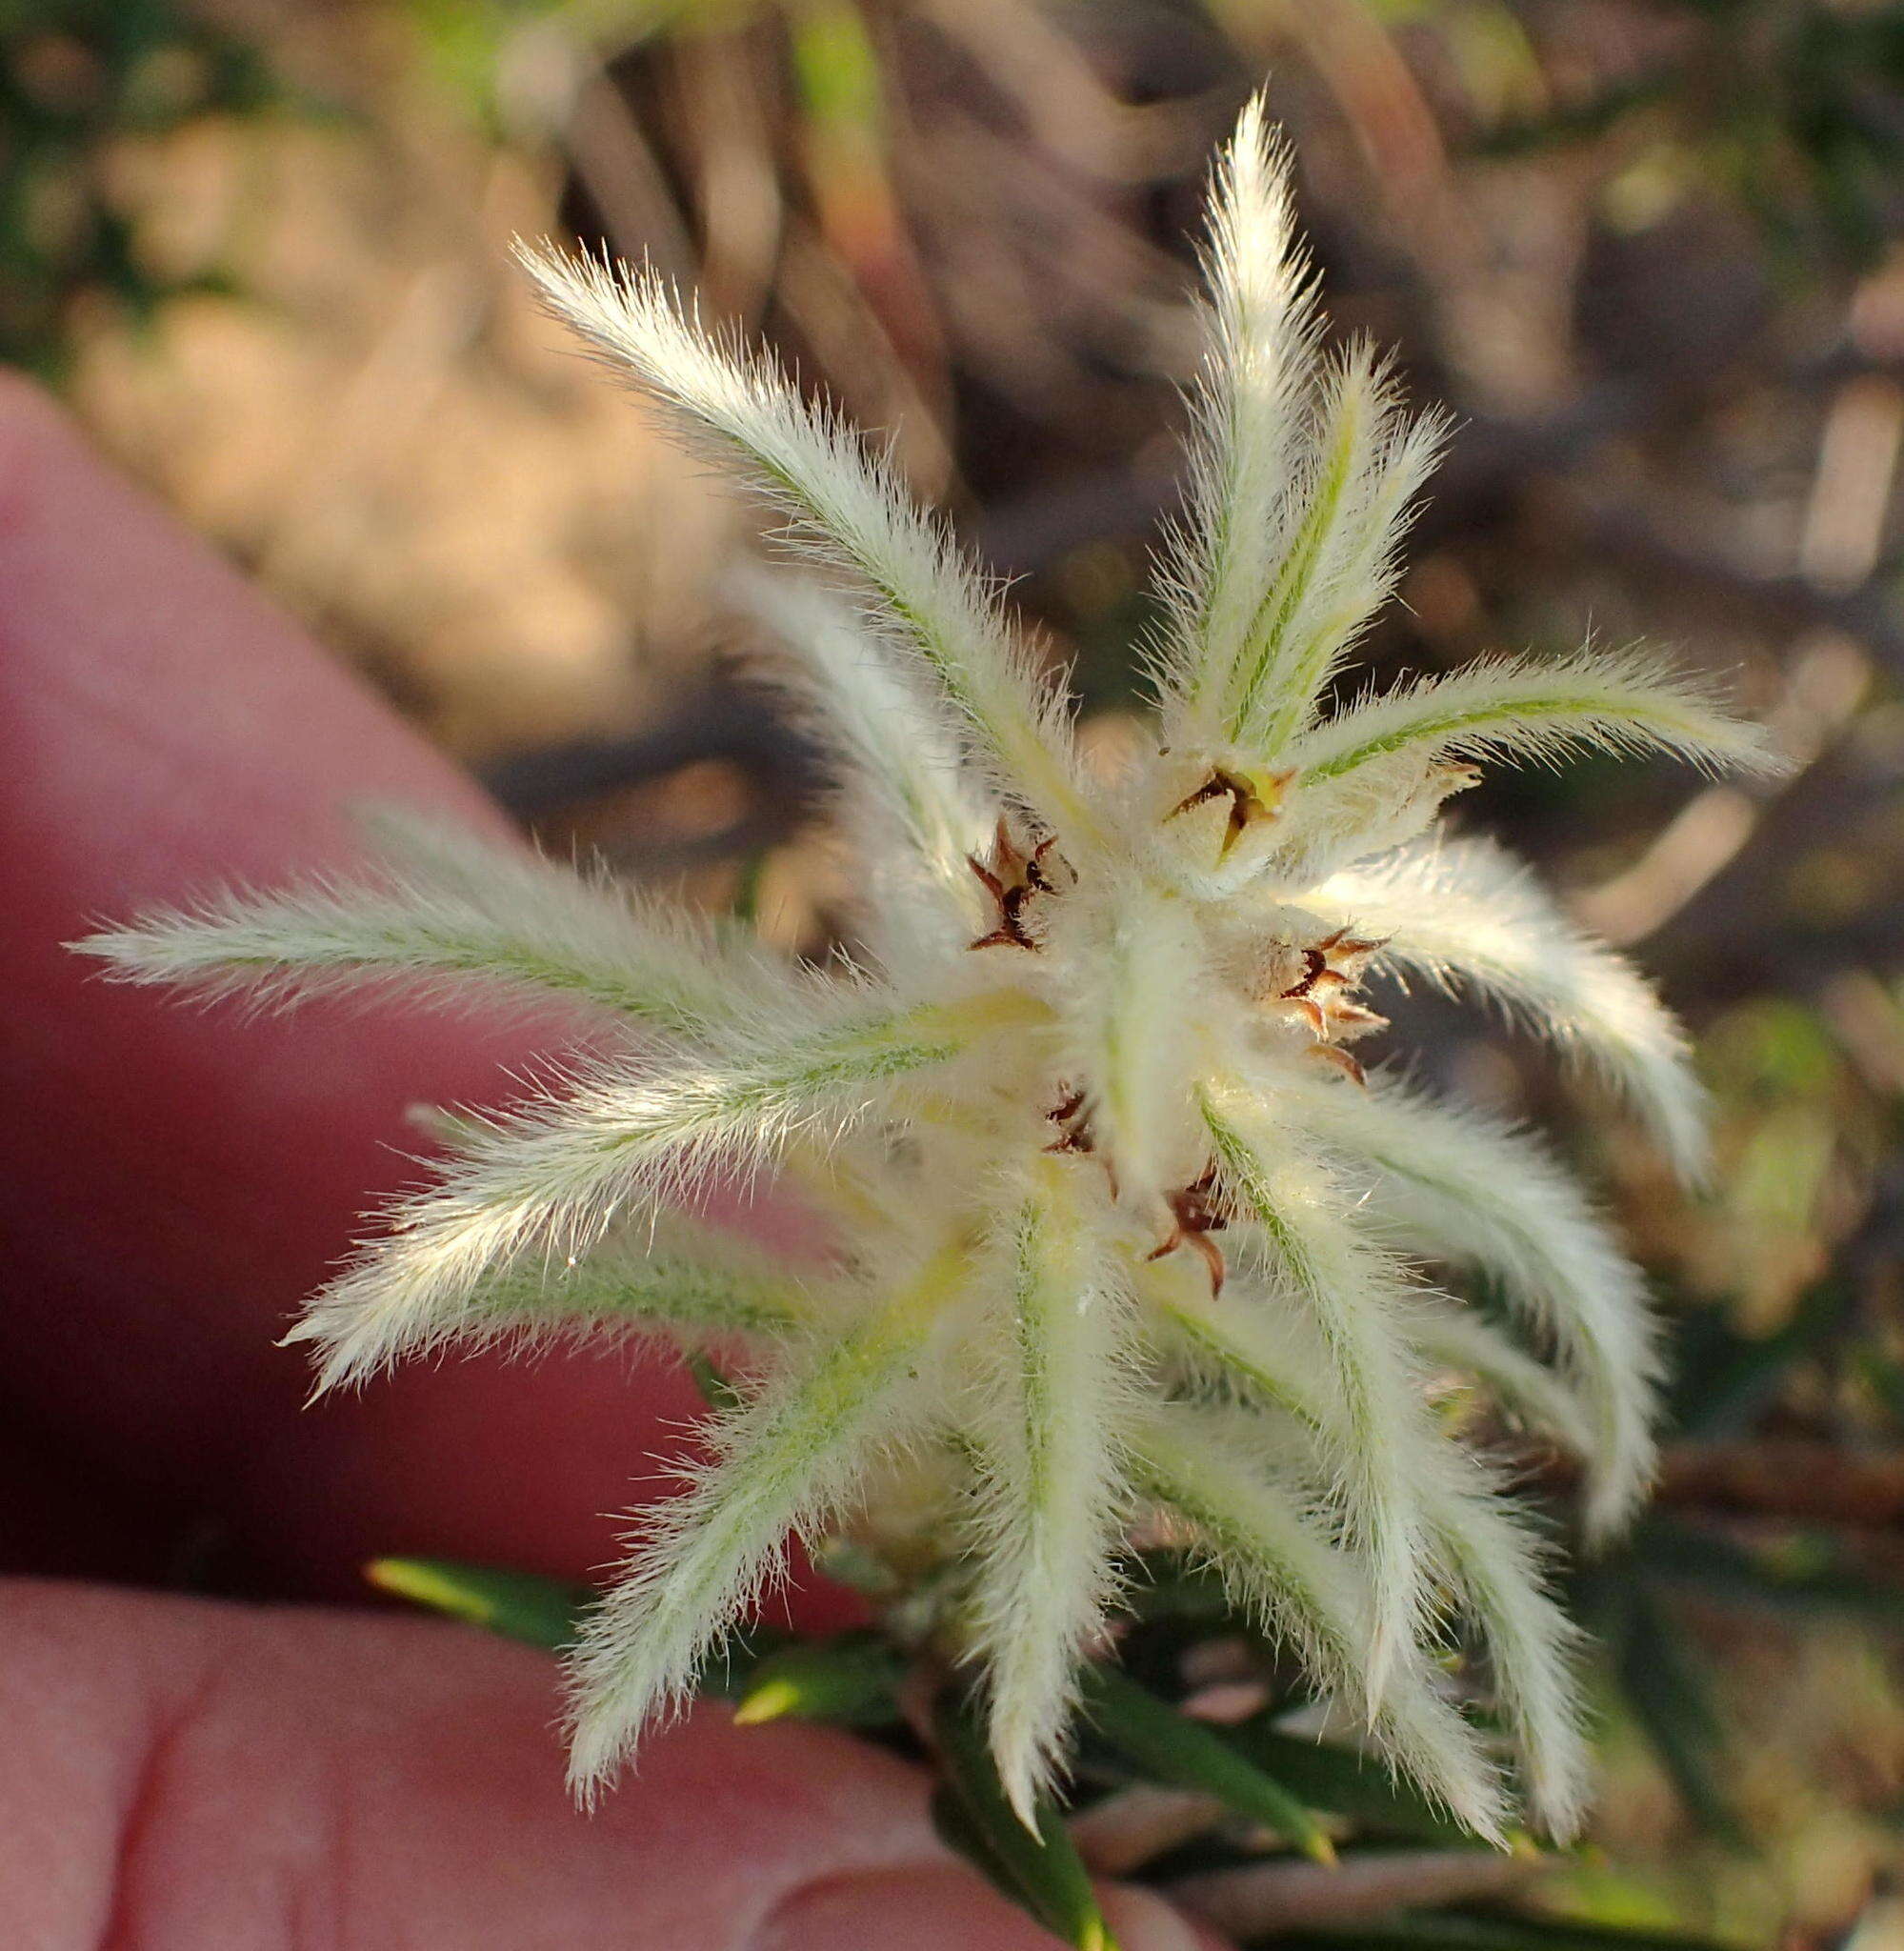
[0,377,1216,1949]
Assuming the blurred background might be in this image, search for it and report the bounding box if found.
[6,0,1904,1937]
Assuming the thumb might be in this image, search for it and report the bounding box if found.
[0,1579,1217,1950]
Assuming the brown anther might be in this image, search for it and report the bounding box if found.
[1167,767,1287,860]
[1305,1043,1368,1086]
[967,821,1062,952]
[1044,1086,1119,1196]
[1321,1000,1389,1038]
[1147,1166,1230,1295]
[1285,996,1327,1038]
[1044,1087,1092,1153]
[1268,926,1391,1045]
[1184,1230,1227,1296]
[1174,1167,1228,1238]
[1279,947,1330,1000]
[967,854,1008,905]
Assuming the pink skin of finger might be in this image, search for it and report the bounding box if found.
[0,382,1227,1951]
[5,1579,1227,1950]
[0,373,833,1608]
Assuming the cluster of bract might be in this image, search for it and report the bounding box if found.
[85,98,1776,1842]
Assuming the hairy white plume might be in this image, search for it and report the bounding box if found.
[84,92,1777,1842]
[729,566,992,968]
[1309,835,1714,1179]
[962,1160,1139,1822]
[514,242,1093,841]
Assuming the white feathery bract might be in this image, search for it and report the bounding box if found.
[567,1280,939,1800]
[1288,1067,1663,1539]
[80,94,1780,1841]
[1199,1084,1438,1704]
[81,809,786,1042]
[1418,1449,1592,1835]
[1156,95,1317,735]
[287,985,1033,1396]
[1219,345,1451,756]
[729,566,992,967]
[1052,870,1211,1206]
[963,1160,1139,1823]
[1289,645,1780,785]
[1405,1298,1601,1464]
[1130,1398,1509,1843]
[514,242,1093,843]
[1309,835,1714,1178]
[284,1213,827,1387]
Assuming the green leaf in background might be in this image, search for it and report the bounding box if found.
[1633,1515,1904,1620]
[685,1348,743,1413]
[1122,1548,1245,1623]
[1667,1274,1854,1439]
[1224,1723,1474,1846]
[694,1624,793,1699]
[728,846,770,927]
[366,1557,588,1651]
[788,0,883,136]
[1112,1550,1294,1699]
[732,1632,907,1728]
[931,1690,1118,1951]
[1613,1585,1750,1848]
[1080,1665,1336,1865]
[368,1553,789,1694]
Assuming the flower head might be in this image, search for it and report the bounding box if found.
[80,96,1779,1843]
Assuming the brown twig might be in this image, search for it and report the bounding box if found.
[1166,1846,1541,1936]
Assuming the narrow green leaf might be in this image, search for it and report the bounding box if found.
[1634,1516,1904,1619]
[694,1625,793,1699]
[1080,1666,1336,1864]
[931,1784,1042,1919]
[1615,1586,1750,1847]
[1668,1277,1853,1438]
[1121,1550,1238,1624]
[931,1691,1118,1951]
[1224,1722,1473,1844]
[732,1633,906,1728]
[366,1558,588,1652]
[685,1349,743,1413]
[729,848,770,927]
[365,1555,795,1695]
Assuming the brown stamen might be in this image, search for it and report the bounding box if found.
[1147,1166,1230,1295]
[967,822,1062,952]
[1306,1044,1368,1087]
[1284,996,1327,1037]
[1044,1087,1092,1153]
[1280,948,1330,1000]
[1167,768,1289,860]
